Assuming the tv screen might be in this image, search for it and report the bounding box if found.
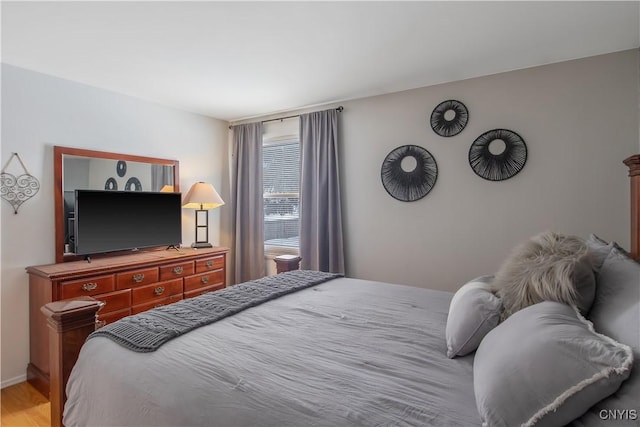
[74,190,182,256]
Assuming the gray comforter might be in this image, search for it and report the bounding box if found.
[64,277,481,426]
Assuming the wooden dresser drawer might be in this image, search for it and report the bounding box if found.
[195,255,225,273]
[184,270,224,293]
[132,294,183,315]
[61,274,115,299]
[116,267,159,289]
[184,283,225,299]
[98,308,131,325]
[159,261,194,281]
[26,246,229,400]
[96,289,131,314]
[131,279,183,305]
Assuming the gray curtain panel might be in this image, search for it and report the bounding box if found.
[299,109,345,273]
[151,164,173,191]
[231,122,265,283]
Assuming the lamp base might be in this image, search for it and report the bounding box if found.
[191,242,213,249]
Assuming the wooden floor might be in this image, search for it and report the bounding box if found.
[1,382,50,427]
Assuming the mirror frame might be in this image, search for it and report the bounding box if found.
[54,146,180,263]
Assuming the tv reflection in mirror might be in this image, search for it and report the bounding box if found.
[73,190,182,258]
[63,191,76,253]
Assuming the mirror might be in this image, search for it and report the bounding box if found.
[54,146,180,263]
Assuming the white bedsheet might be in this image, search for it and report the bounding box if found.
[64,277,481,426]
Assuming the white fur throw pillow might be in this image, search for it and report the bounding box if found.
[493,231,595,320]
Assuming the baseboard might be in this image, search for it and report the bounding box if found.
[1,373,27,389]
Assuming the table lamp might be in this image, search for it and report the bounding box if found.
[182,182,225,248]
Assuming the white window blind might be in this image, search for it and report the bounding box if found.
[263,139,300,248]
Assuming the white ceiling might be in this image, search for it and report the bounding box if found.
[2,1,639,122]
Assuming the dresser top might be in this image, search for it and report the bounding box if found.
[27,246,229,280]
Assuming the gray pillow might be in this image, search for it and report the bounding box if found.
[585,234,614,273]
[445,275,500,358]
[572,247,640,426]
[474,301,633,427]
[493,231,596,319]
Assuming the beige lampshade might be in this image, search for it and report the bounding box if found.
[182,182,225,210]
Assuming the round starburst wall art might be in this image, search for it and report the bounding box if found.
[381,145,438,202]
[430,100,469,137]
[468,129,527,181]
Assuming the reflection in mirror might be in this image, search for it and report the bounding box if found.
[62,156,175,254]
[54,146,179,263]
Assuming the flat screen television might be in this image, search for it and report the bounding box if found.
[74,190,182,257]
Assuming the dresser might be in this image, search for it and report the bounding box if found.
[26,246,228,397]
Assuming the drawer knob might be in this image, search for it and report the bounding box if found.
[154,286,165,296]
[81,282,98,291]
[132,273,145,283]
[205,261,213,268]
[172,266,183,274]
[201,276,209,284]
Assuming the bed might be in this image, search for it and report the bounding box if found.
[47,154,640,426]
[66,277,481,426]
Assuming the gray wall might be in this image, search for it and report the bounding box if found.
[0,64,229,387]
[236,49,639,289]
[337,50,638,291]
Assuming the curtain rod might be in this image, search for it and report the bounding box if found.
[229,106,343,129]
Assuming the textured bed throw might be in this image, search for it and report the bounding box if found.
[89,270,342,352]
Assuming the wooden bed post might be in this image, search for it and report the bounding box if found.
[624,154,640,260]
[41,297,103,427]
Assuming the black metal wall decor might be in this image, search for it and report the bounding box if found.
[381,145,438,202]
[468,129,527,181]
[104,177,118,190]
[104,161,144,191]
[116,160,127,177]
[125,177,143,191]
[430,100,469,137]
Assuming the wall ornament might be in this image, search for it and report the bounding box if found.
[1,152,40,214]
[381,145,438,202]
[468,128,527,181]
[430,100,469,137]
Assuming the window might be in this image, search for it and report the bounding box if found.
[263,139,300,251]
